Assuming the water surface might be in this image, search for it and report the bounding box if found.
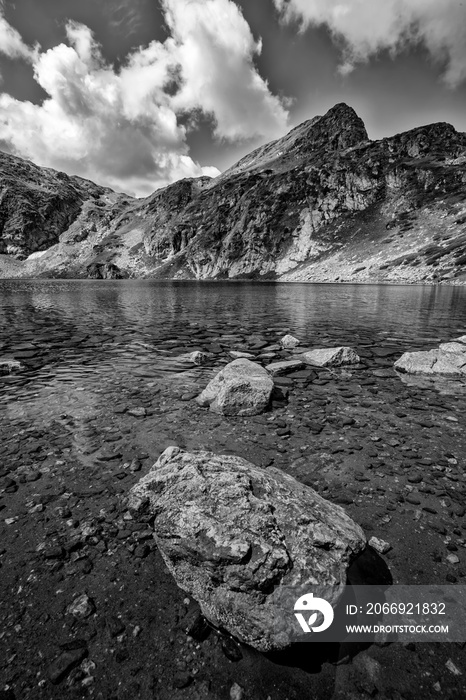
[1,280,466,423]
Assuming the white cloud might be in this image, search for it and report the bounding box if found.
[274,0,466,87]
[0,1,289,196]
[0,4,35,62]
[163,0,288,141]
[0,21,200,197]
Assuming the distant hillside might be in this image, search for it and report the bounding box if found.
[2,102,466,283]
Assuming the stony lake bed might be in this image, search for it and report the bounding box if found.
[1,280,466,700]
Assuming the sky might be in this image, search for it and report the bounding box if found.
[0,0,465,197]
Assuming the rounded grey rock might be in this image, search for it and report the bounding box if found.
[127,446,366,651]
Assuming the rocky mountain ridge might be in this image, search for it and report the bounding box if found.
[1,102,466,283]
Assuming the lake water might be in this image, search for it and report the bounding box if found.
[1,280,466,353]
[1,280,466,416]
[1,279,466,437]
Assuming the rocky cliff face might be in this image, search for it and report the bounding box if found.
[0,151,114,259]
[2,102,466,283]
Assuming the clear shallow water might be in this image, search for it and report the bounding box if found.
[3,281,466,700]
[1,280,466,423]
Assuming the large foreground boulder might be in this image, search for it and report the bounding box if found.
[196,358,273,415]
[395,338,466,376]
[127,447,367,652]
[301,346,360,367]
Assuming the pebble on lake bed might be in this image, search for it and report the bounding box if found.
[230,683,245,700]
[369,536,392,554]
[280,334,300,349]
[188,351,210,365]
[446,554,460,565]
[0,358,22,375]
[48,648,87,685]
[446,659,462,676]
[127,407,147,417]
[66,594,96,619]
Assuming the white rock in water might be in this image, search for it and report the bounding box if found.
[196,358,273,416]
[127,407,147,417]
[446,659,462,676]
[176,351,210,365]
[280,334,300,349]
[439,342,466,355]
[0,358,22,375]
[395,347,466,376]
[230,683,244,700]
[127,446,367,652]
[369,536,391,554]
[301,347,360,367]
[188,351,209,365]
[265,359,305,376]
[446,554,459,565]
[67,594,95,619]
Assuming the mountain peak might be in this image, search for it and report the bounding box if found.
[312,102,369,148]
[221,103,369,179]
[325,101,361,118]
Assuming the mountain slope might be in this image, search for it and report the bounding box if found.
[0,151,121,258]
[2,102,466,283]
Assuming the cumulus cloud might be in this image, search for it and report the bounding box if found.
[0,2,35,62]
[0,21,196,196]
[274,0,466,87]
[164,0,288,140]
[0,1,289,196]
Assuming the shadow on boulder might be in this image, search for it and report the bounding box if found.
[262,546,392,674]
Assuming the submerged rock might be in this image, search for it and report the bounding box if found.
[368,536,392,554]
[265,359,305,376]
[280,334,300,349]
[174,350,211,365]
[127,446,366,652]
[48,648,87,685]
[395,338,466,376]
[301,346,360,367]
[66,593,96,619]
[0,358,22,375]
[196,358,273,416]
[187,351,210,365]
